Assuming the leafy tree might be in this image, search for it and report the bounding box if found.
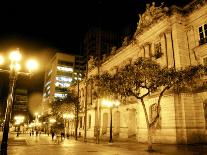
[64,89,80,140]
[94,57,206,151]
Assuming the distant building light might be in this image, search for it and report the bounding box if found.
[55,82,70,87]
[57,66,73,72]
[46,86,50,90]
[45,81,51,87]
[54,93,67,98]
[56,76,72,82]
[48,70,52,76]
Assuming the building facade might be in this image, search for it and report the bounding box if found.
[83,27,122,60]
[78,0,207,144]
[42,53,84,113]
[12,89,30,126]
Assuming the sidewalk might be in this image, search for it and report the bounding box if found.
[1,132,207,155]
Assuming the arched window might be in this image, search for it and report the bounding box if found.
[149,103,161,129]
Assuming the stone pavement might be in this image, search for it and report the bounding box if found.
[0,132,207,155]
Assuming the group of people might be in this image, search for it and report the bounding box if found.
[29,130,40,136]
[50,131,65,143]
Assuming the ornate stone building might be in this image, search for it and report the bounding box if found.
[78,0,207,144]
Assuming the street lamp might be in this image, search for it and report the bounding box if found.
[0,48,38,154]
[101,99,120,143]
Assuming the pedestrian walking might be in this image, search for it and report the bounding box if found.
[52,132,55,140]
[61,131,64,141]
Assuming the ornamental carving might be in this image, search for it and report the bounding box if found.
[110,46,117,55]
[88,56,96,70]
[134,2,169,37]
[122,36,129,46]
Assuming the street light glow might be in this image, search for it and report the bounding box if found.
[63,113,75,119]
[101,99,113,107]
[9,50,22,62]
[10,63,21,71]
[26,59,38,72]
[49,118,56,123]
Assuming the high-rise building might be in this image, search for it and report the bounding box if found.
[83,27,121,59]
[12,89,29,123]
[42,53,85,113]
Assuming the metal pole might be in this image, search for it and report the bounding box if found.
[1,70,17,154]
[109,107,113,143]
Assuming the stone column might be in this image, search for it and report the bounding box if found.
[165,29,175,68]
[159,32,168,67]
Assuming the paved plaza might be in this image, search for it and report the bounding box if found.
[0,132,206,155]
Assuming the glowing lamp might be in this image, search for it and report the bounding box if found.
[26,59,38,72]
[9,50,22,62]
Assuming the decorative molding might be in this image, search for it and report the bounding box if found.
[134,2,169,37]
[122,36,130,46]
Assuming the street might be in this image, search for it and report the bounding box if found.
[0,132,206,155]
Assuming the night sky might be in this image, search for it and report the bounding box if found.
[0,0,191,98]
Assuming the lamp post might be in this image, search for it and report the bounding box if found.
[0,49,38,154]
[101,99,120,143]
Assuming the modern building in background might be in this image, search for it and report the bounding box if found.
[12,89,29,124]
[42,53,85,113]
[83,27,122,60]
[77,0,207,144]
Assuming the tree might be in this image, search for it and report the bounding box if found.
[94,57,206,151]
[51,89,80,140]
[64,89,80,140]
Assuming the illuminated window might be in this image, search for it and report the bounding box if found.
[55,82,70,88]
[56,76,72,82]
[45,81,51,88]
[199,24,207,45]
[46,86,50,91]
[54,93,67,98]
[57,66,73,72]
[48,70,52,76]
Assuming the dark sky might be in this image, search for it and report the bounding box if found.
[0,0,190,54]
[0,0,191,98]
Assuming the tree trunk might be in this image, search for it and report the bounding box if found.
[140,99,153,152]
[75,109,79,140]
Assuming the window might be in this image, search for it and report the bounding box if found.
[153,42,163,59]
[203,57,207,66]
[57,66,73,72]
[80,117,83,128]
[149,103,161,129]
[58,60,74,67]
[199,24,207,45]
[88,115,91,128]
[204,102,207,129]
